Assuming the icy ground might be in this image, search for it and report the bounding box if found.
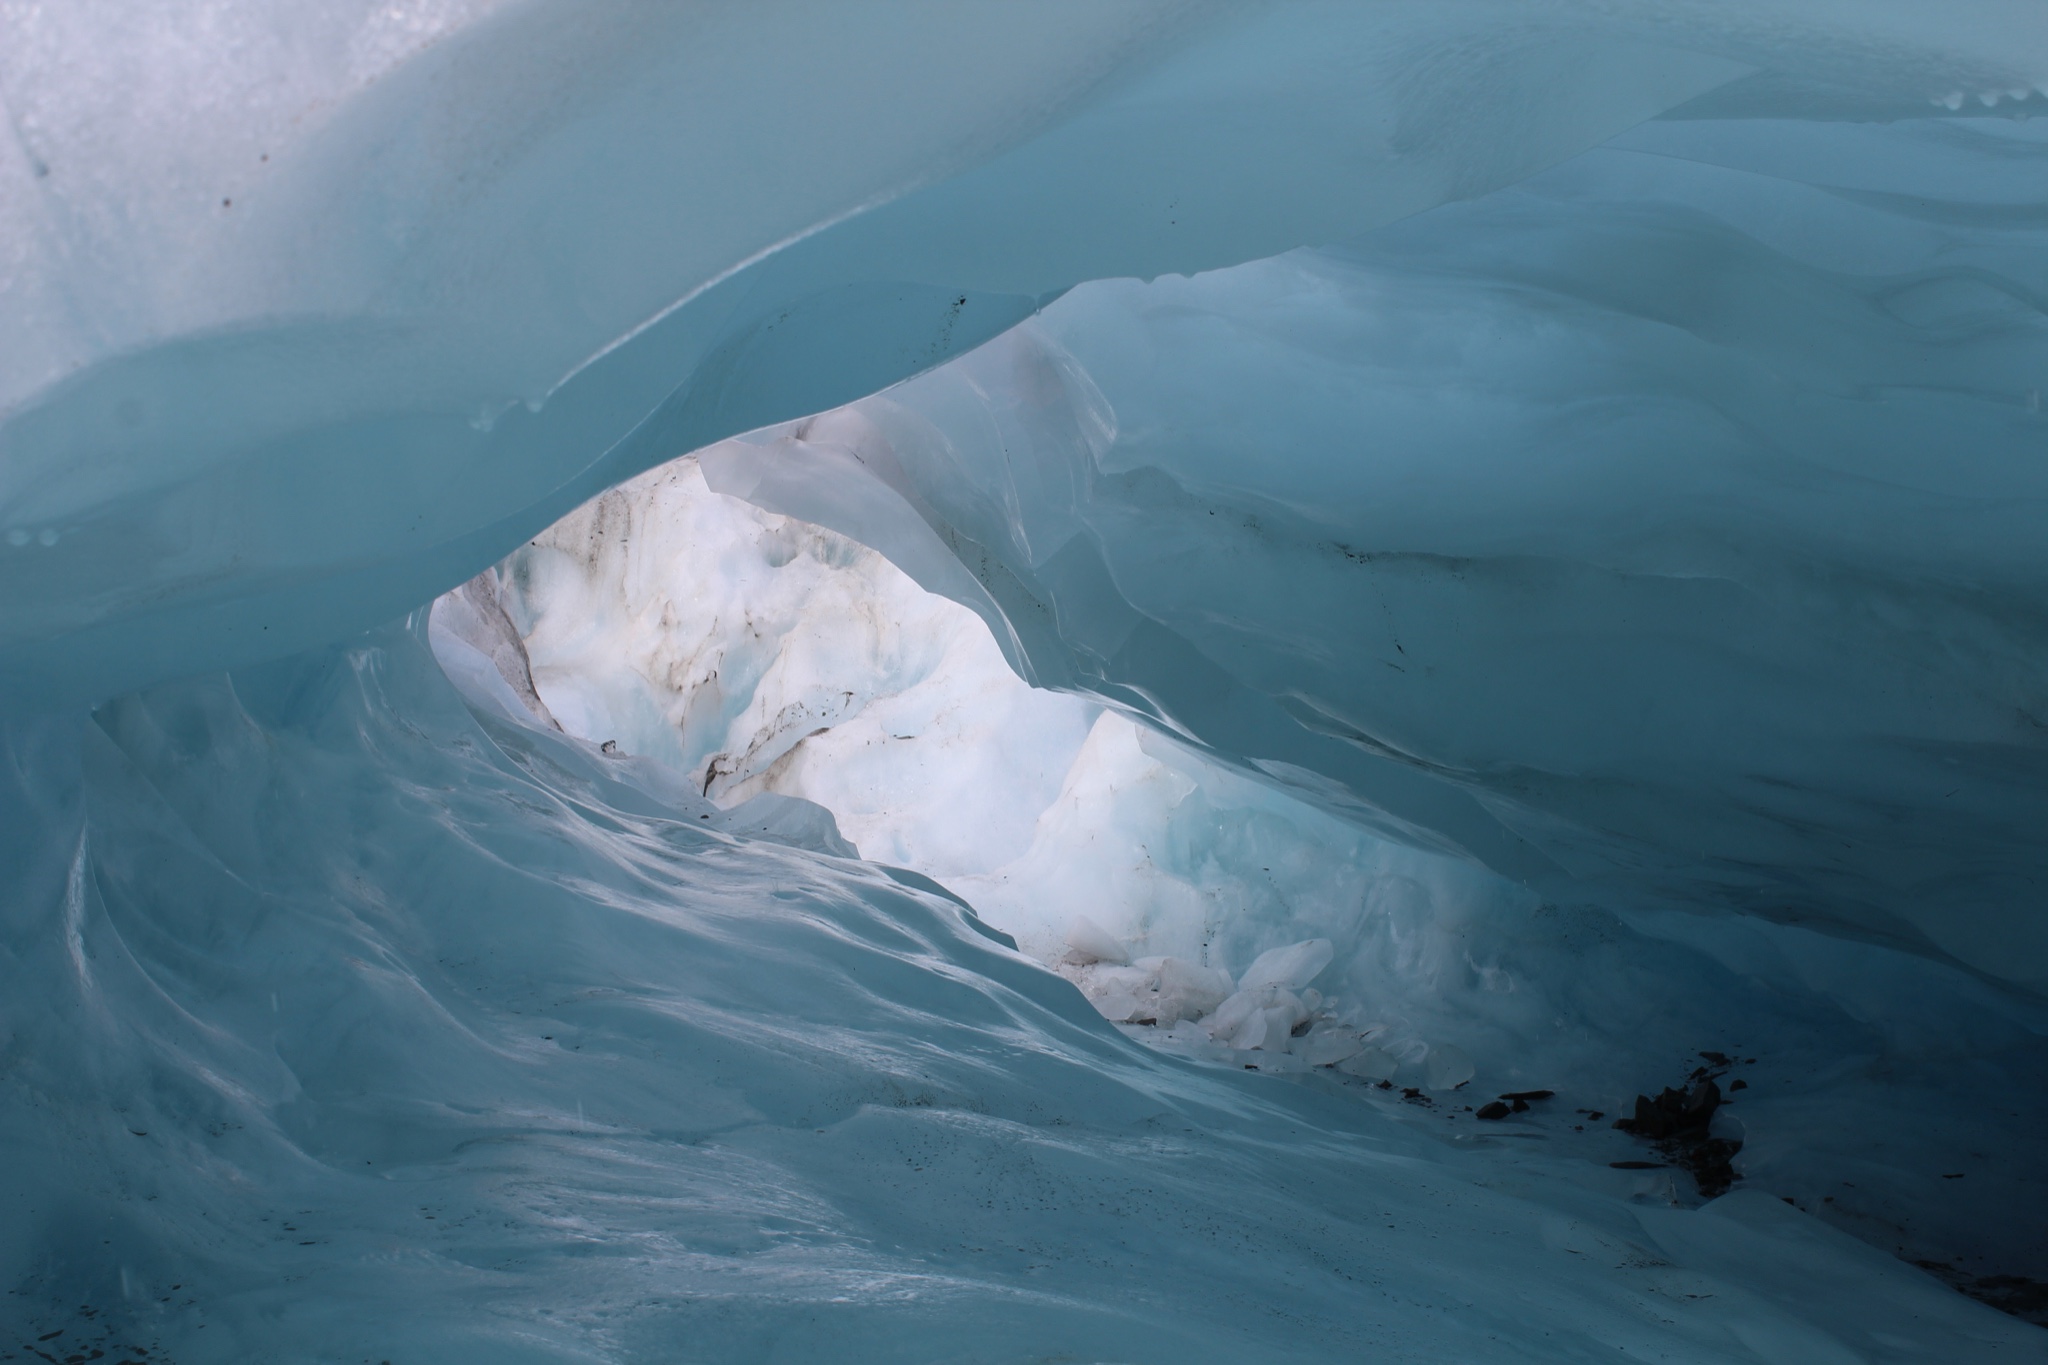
[0,619,2039,1362]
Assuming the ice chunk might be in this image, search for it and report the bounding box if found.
[1236,1009,1277,1052]
[1204,989,1262,1047]
[1093,991,1146,1023]
[1206,986,1308,1051]
[1301,1028,1364,1068]
[1238,940,1334,993]
[1154,958,1233,1026]
[1070,962,1161,1022]
[1264,1004,1306,1048]
[1424,1044,1475,1092]
[1339,1047,1400,1082]
[1064,915,1131,967]
[1074,963,1151,995]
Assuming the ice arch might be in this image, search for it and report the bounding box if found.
[6,1,2046,700]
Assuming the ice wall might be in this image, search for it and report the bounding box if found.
[703,114,2048,995]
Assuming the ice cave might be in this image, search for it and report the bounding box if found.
[5,4,2048,1361]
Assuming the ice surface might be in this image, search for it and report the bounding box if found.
[1238,940,1336,995]
[6,3,2047,700]
[1062,917,1131,968]
[475,419,2048,1331]
[716,114,2048,994]
[3,623,2043,1360]
[3,4,2048,1359]
[493,457,1096,880]
[473,464,1513,1076]
[1425,1045,1479,1093]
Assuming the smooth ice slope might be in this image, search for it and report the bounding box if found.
[3,622,2044,1360]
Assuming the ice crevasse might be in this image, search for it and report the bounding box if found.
[4,4,2048,1361]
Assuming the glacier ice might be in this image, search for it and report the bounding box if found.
[464,460,1511,1080]
[7,2,2048,699]
[1237,941,1337,996]
[713,115,2048,992]
[4,612,2042,1360]
[3,3,2048,1360]
[454,416,2048,1349]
